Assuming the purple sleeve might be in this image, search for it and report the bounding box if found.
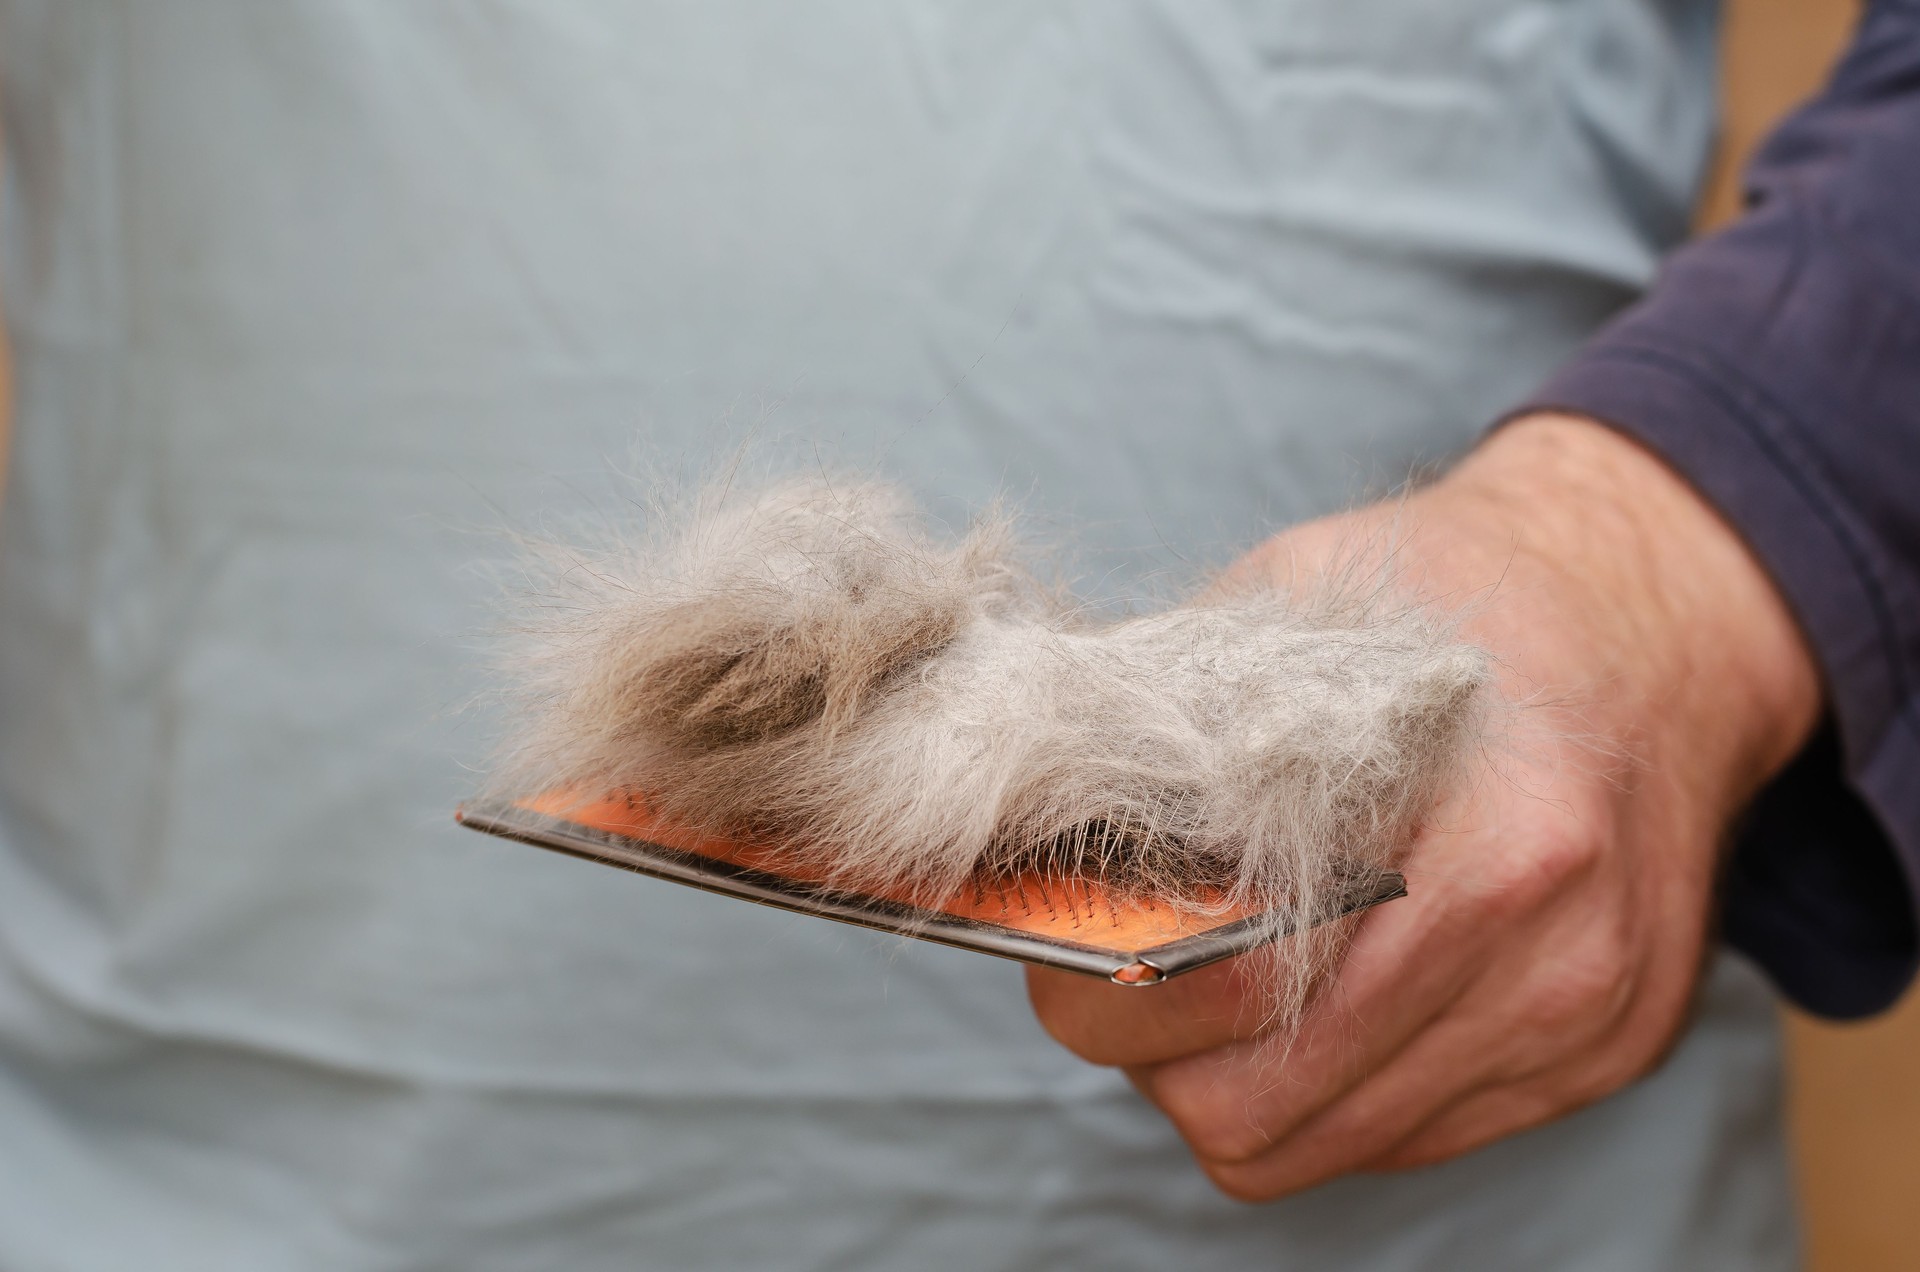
[1513,0,1920,1017]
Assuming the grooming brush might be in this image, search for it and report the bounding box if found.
[456,790,1408,986]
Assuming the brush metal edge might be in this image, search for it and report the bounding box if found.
[456,798,1406,984]
[1130,872,1409,980]
[457,799,1138,979]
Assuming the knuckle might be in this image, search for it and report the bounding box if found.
[1025,976,1120,1065]
[1488,819,1604,916]
[1554,1025,1674,1109]
[1586,1014,1685,1098]
[1028,967,1247,1068]
[1149,1069,1272,1165]
[1198,1158,1276,1205]
[1367,1138,1451,1174]
[1517,934,1634,1037]
[1567,1050,1652,1108]
[1036,1014,1119,1067]
[1187,1120,1271,1168]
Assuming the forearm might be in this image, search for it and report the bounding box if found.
[1446,415,1821,814]
[1510,0,1920,1016]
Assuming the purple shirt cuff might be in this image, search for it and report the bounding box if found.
[1503,0,1920,1017]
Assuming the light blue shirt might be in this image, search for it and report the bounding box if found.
[0,2,1796,1268]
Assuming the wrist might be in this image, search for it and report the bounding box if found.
[1434,413,1821,816]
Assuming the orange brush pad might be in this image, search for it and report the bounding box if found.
[458,790,1406,984]
[520,791,1246,951]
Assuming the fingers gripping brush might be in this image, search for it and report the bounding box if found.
[462,479,1492,1028]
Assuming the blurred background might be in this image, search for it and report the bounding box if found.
[0,1,1903,1264]
[1706,2,1919,1270]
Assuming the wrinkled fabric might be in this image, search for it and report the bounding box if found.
[0,2,1797,1268]
[1522,0,1920,1020]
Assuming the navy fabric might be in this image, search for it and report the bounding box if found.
[1521,0,1920,1017]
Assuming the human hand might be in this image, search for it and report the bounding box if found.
[1026,414,1821,1200]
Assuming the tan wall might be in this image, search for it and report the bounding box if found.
[1701,2,1920,1269]
[1699,0,1857,230]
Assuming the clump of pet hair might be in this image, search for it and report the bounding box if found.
[493,476,1494,1031]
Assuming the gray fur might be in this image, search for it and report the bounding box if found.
[493,478,1492,1027]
